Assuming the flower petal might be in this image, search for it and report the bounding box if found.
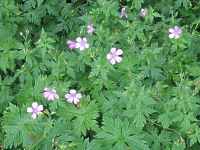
[27,107,33,113]
[77,93,82,99]
[32,113,37,119]
[116,49,123,55]
[115,56,122,63]
[70,89,76,94]
[168,28,174,33]
[76,37,82,42]
[111,48,116,53]
[37,105,43,112]
[67,97,74,103]
[85,43,89,49]
[73,98,80,104]
[107,53,112,60]
[169,33,174,39]
[110,59,116,65]
[32,102,38,109]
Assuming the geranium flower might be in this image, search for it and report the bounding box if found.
[120,7,128,18]
[168,26,182,39]
[140,8,148,17]
[107,48,123,65]
[65,89,82,104]
[87,24,95,34]
[43,88,59,101]
[27,102,43,119]
[75,37,89,51]
[67,40,76,49]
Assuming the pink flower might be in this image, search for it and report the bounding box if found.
[107,48,123,65]
[75,37,89,51]
[27,102,43,119]
[67,40,76,49]
[120,7,128,18]
[65,89,82,104]
[168,26,182,39]
[140,8,148,17]
[43,88,59,101]
[87,24,95,34]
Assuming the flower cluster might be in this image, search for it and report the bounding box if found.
[67,8,182,67]
[27,88,82,119]
[28,7,182,120]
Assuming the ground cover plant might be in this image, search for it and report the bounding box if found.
[0,0,200,149]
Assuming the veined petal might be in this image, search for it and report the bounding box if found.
[110,59,116,65]
[77,93,82,99]
[116,49,123,55]
[32,113,37,119]
[75,43,80,48]
[115,56,122,63]
[107,53,112,59]
[83,37,87,42]
[32,102,38,109]
[70,89,76,94]
[73,98,80,104]
[27,107,33,113]
[168,28,174,33]
[174,34,180,39]
[37,105,43,111]
[67,97,73,103]
[111,48,116,53]
[80,46,85,51]
[85,43,89,49]
[76,37,82,42]
[169,33,174,39]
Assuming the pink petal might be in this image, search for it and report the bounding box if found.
[110,59,116,65]
[43,92,50,98]
[169,33,174,39]
[76,37,82,42]
[116,49,123,55]
[70,89,76,94]
[73,98,80,104]
[107,53,112,59]
[174,34,180,39]
[27,107,33,113]
[44,87,49,91]
[32,102,38,109]
[111,48,117,53]
[32,113,37,119]
[169,28,174,33]
[83,38,87,42]
[48,95,54,101]
[65,94,70,99]
[67,97,74,103]
[80,46,85,51]
[75,43,80,48]
[76,93,82,99]
[115,56,122,63]
[85,43,89,49]
[55,94,59,99]
[37,105,43,112]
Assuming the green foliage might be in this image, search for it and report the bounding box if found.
[0,0,200,149]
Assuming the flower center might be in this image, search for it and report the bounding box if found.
[80,40,86,47]
[32,107,38,113]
